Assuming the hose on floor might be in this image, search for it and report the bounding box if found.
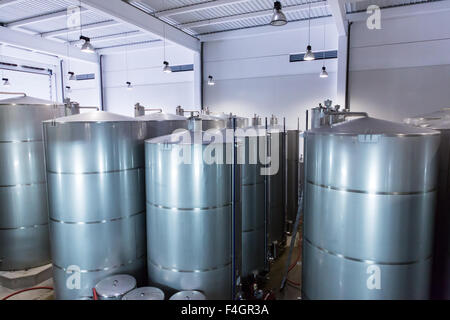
[1,287,54,300]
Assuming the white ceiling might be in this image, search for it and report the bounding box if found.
[0,0,445,54]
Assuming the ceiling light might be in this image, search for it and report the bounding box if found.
[208,75,215,86]
[65,86,72,93]
[68,72,76,81]
[80,36,95,54]
[270,1,287,26]
[126,81,133,90]
[320,66,329,78]
[2,78,11,87]
[304,1,315,61]
[304,45,315,61]
[163,61,172,73]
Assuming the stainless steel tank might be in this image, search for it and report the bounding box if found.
[302,117,440,300]
[199,114,227,131]
[0,95,64,271]
[286,130,300,232]
[43,111,147,300]
[217,113,249,129]
[268,116,286,258]
[137,112,188,139]
[237,127,267,277]
[405,112,450,299]
[145,126,239,300]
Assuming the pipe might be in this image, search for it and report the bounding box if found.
[0,91,26,97]
[99,55,105,111]
[345,22,353,110]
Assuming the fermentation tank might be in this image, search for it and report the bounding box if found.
[302,117,440,299]
[145,122,240,299]
[0,95,64,271]
[43,111,147,300]
[217,113,249,129]
[405,111,450,299]
[137,112,188,139]
[268,116,286,258]
[237,126,267,277]
[199,114,227,131]
[286,130,300,232]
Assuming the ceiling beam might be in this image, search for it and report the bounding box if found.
[81,0,200,52]
[70,30,144,45]
[154,0,252,17]
[41,20,120,38]
[198,16,335,42]
[0,0,22,9]
[6,8,88,29]
[179,1,328,29]
[328,0,348,36]
[96,40,163,55]
[0,26,98,63]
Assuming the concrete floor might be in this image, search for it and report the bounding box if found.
[1,233,303,301]
[0,278,54,300]
[265,234,302,300]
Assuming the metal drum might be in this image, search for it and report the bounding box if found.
[145,126,238,300]
[95,274,137,300]
[302,117,440,300]
[0,95,64,271]
[122,287,165,300]
[43,111,147,300]
[170,291,206,300]
[268,117,286,258]
[237,127,267,277]
[286,130,300,232]
[405,112,450,299]
[137,112,188,139]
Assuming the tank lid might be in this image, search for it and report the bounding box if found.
[94,274,136,299]
[199,114,224,121]
[122,287,165,300]
[309,117,439,137]
[137,112,187,121]
[45,111,136,123]
[404,108,450,130]
[147,129,234,145]
[0,95,63,106]
[169,291,206,300]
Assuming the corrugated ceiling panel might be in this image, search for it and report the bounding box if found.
[345,0,441,13]
[0,0,78,23]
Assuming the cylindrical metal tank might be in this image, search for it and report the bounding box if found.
[286,130,300,232]
[0,95,64,271]
[237,127,267,277]
[216,113,249,129]
[405,112,450,299]
[43,111,147,300]
[137,112,188,139]
[95,274,137,300]
[302,117,440,300]
[268,116,286,258]
[145,128,238,300]
[199,114,227,131]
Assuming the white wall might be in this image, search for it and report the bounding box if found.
[203,21,339,131]
[63,58,101,108]
[349,9,450,122]
[0,46,60,101]
[101,45,196,117]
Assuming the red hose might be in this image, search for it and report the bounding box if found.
[1,287,53,300]
[93,288,99,300]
